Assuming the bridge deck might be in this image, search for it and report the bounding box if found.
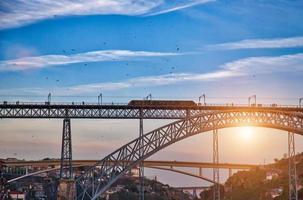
[0,102,302,119]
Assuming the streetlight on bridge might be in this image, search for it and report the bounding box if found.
[199,94,206,106]
[47,93,51,104]
[248,95,256,106]
[98,93,103,105]
[144,94,152,100]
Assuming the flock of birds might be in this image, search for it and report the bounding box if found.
[44,43,181,82]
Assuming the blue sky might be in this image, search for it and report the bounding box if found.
[0,0,303,103]
[1,0,303,187]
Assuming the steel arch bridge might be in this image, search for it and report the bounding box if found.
[4,160,256,188]
[76,110,303,200]
[5,161,218,185]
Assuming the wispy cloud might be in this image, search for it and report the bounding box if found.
[0,0,213,30]
[65,71,235,93]
[145,0,215,16]
[3,53,302,95]
[0,0,161,29]
[64,53,303,93]
[0,71,234,95]
[221,53,303,73]
[0,50,180,71]
[208,36,303,50]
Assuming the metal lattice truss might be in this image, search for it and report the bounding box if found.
[288,132,298,200]
[60,118,73,179]
[76,110,303,200]
[1,104,302,119]
[0,105,203,119]
[213,129,220,200]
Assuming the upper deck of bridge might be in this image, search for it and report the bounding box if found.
[0,100,302,119]
[0,100,302,111]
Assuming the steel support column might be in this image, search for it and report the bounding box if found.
[57,118,75,200]
[139,109,145,200]
[0,164,9,200]
[199,167,203,176]
[288,131,297,200]
[60,118,73,179]
[193,188,197,198]
[213,129,220,200]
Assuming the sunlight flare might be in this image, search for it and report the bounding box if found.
[240,127,253,140]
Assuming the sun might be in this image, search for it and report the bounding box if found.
[240,127,253,140]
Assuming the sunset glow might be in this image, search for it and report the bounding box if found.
[239,127,253,140]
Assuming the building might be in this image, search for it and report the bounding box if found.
[10,191,26,200]
[267,187,283,199]
[0,159,5,171]
[266,170,279,180]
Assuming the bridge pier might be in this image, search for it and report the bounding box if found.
[199,167,203,176]
[0,163,9,200]
[228,168,232,178]
[57,179,76,200]
[139,109,145,200]
[57,118,75,200]
[193,188,197,198]
[213,129,220,200]
[288,131,298,200]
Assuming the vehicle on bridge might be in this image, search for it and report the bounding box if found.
[128,100,197,107]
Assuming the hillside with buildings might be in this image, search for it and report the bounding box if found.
[102,177,193,200]
[200,152,303,200]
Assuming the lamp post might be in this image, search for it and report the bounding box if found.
[47,93,51,103]
[98,93,103,105]
[248,95,256,106]
[199,94,206,106]
[144,94,152,100]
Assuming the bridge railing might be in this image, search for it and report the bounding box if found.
[0,101,301,108]
[0,101,128,106]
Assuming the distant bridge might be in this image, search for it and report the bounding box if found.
[175,186,210,190]
[174,186,211,198]
[3,159,257,170]
[4,160,257,184]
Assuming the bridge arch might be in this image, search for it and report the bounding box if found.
[77,110,303,199]
[148,166,215,184]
